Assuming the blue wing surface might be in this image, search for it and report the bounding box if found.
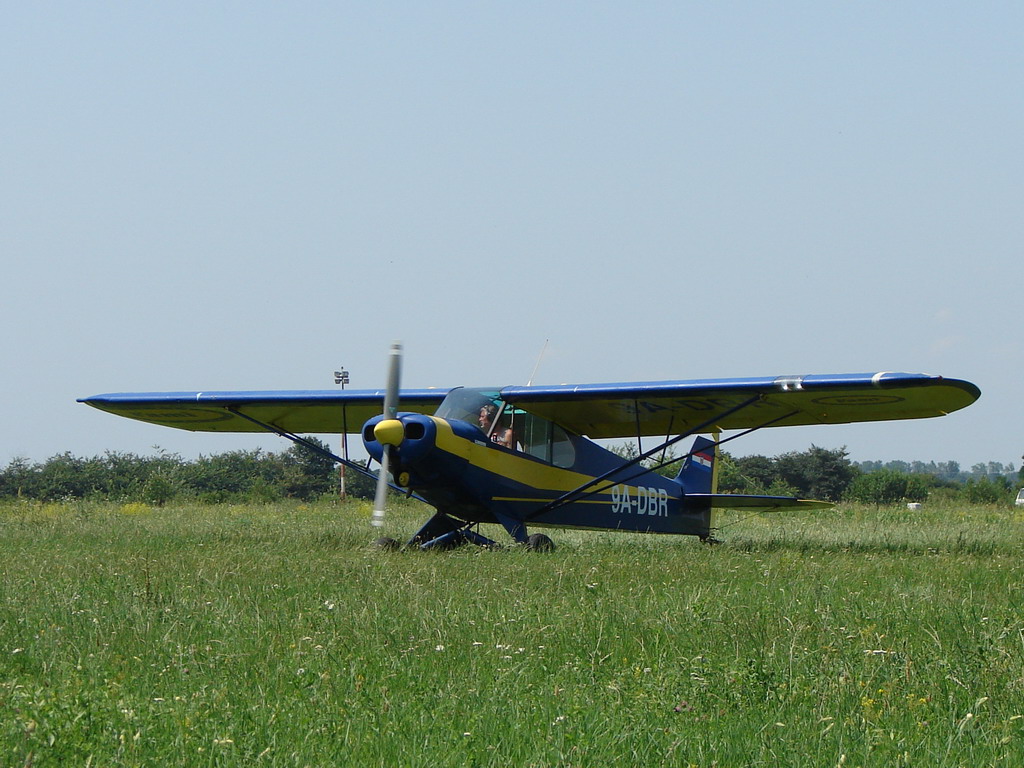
[78,389,450,434]
[80,372,979,440]
[500,372,980,439]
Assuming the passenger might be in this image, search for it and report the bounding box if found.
[478,405,515,449]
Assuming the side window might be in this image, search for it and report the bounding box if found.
[520,412,575,469]
[549,425,575,468]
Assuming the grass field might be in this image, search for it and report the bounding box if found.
[1,498,1022,767]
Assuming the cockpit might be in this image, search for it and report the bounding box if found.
[435,387,576,468]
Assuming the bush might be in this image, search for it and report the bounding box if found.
[845,469,931,504]
[961,475,1014,505]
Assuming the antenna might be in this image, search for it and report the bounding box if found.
[527,339,549,386]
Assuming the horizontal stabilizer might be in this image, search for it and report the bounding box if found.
[690,494,832,512]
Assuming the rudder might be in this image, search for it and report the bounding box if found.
[675,435,716,494]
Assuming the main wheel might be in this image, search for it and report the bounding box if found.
[373,537,401,551]
[526,533,554,552]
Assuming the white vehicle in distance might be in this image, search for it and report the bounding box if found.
[1016,488,1024,507]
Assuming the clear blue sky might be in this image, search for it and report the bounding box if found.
[2,2,1020,471]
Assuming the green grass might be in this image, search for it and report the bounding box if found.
[1,499,1022,766]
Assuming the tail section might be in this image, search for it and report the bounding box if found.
[675,434,832,543]
[675,435,717,494]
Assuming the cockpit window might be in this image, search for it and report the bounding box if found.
[434,387,575,467]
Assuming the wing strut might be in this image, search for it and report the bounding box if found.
[592,408,801,496]
[225,407,426,502]
[525,395,765,520]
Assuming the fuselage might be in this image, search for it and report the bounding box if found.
[362,405,714,539]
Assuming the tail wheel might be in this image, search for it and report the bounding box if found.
[526,533,554,552]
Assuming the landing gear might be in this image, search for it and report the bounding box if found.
[408,511,465,548]
[374,511,556,552]
[526,533,555,552]
[373,537,401,551]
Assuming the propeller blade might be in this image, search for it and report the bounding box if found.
[371,450,391,528]
[371,342,402,528]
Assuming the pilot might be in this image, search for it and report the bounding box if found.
[478,405,515,449]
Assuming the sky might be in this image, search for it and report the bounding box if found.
[2,2,1021,472]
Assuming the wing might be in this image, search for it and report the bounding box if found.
[78,389,450,434]
[500,372,980,438]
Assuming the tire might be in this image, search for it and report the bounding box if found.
[526,533,554,552]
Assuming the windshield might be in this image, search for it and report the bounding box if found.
[434,387,503,426]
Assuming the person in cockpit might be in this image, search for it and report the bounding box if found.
[478,405,515,449]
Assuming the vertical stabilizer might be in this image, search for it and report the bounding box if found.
[675,435,717,494]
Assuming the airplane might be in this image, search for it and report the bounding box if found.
[79,344,980,550]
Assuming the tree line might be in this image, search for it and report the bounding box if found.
[721,448,1022,505]
[632,445,1024,506]
[0,439,366,505]
[853,458,1018,485]
[2,442,1021,506]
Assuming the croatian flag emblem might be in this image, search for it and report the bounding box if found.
[693,452,713,469]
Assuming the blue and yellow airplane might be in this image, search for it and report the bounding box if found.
[79,345,980,550]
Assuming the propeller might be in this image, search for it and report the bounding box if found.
[371,341,402,528]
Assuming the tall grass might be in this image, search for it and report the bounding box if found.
[1,499,1022,766]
